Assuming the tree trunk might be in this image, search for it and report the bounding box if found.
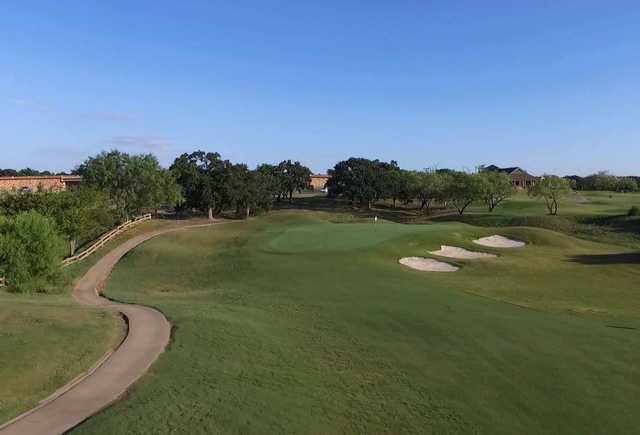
[545,197,554,215]
[208,207,214,221]
[458,200,472,215]
[246,206,251,219]
[392,198,397,208]
[69,239,77,256]
[289,191,293,203]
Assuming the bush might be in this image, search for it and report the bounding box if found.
[0,211,65,293]
[629,206,640,217]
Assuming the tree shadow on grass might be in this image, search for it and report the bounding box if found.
[568,253,640,265]
[276,195,451,224]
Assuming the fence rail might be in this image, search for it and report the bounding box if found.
[0,214,151,287]
[61,213,152,267]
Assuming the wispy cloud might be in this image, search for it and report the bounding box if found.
[109,135,173,151]
[86,111,136,123]
[10,98,56,113]
[9,97,136,123]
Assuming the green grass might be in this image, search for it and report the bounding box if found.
[0,295,123,423]
[292,191,640,248]
[0,219,178,423]
[74,211,639,434]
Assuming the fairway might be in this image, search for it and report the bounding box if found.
[72,211,639,434]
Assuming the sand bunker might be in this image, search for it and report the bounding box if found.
[473,235,525,248]
[430,245,497,259]
[399,257,459,272]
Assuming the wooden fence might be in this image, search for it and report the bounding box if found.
[0,214,151,287]
[61,213,152,267]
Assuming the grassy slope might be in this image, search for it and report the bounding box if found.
[0,219,178,423]
[76,211,639,434]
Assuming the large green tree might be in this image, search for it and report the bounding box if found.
[478,171,515,212]
[327,158,392,209]
[383,163,412,208]
[528,176,572,215]
[616,177,638,193]
[444,172,483,215]
[0,188,117,256]
[0,211,65,293]
[276,160,312,202]
[79,150,180,220]
[414,170,448,214]
[223,164,274,218]
[256,164,285,202]
[170,151,229,220]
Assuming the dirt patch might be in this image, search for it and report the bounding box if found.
[473,235,525,248]
[430,245,497,259]
[399,257,459,272]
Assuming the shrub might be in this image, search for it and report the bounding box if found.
[0,211,65,293]
[628,206,640,217]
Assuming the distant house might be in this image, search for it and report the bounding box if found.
[0,175,82,193]
[310,174,329,191]
[483,165,538,189]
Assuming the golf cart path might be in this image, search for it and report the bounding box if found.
[0,220,230,435]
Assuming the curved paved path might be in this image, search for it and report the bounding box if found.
[0,220,226,435]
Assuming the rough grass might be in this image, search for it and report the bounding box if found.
[0,296,123,423]
[75,211,640,434]
[0,219,178,423]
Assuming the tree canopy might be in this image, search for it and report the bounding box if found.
[478,171,515,212]
[444,172,484,215]
[0,211,65,293]
[78,150,181,220]
[528,176,572,215]
[170,151,230,219]
[277,160,312,202]
[171,151,307,219]
[0,188,117,255]
[327,158,395,209]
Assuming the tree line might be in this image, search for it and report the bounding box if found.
[565,172,639,192]
[170,151,311,219]
[0,149,312,293]
[0,168,72,177]
[327,158,517,215]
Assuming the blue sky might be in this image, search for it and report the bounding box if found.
[1,1,639,176]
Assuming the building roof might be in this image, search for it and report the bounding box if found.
[0,175,81,181]
[483,165,537,178]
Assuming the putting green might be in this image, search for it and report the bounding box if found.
[267,220,456,253]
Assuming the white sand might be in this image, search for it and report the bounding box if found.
[430,245,497,259]
[399,257,459,272]
[472,235,526,248]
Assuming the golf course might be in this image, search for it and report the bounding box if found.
[4,4,640,432]
[1,191,639,434]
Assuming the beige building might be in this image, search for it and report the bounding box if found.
[0,175,82,193]
[310,174,329,191]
